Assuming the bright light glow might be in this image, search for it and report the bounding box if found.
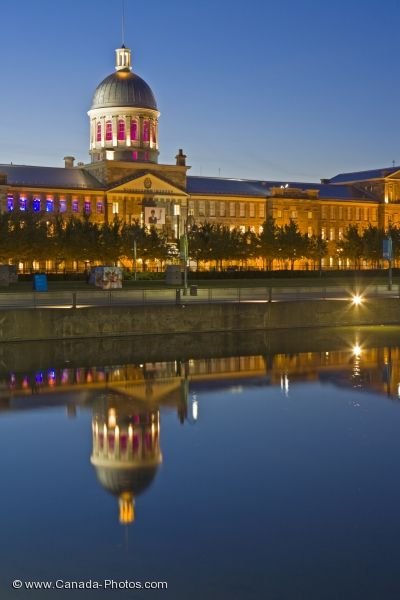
[352,294,363,306]
[352,344,362,358]
[192,400,198,421]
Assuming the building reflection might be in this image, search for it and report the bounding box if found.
[91,394,162,525]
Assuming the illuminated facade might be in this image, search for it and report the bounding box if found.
[0,43,399,270]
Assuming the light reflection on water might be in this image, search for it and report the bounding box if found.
[1,331,400,598]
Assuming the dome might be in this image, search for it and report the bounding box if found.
[94,464,159,497]
[91,71,157,111]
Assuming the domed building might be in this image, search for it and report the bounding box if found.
[88,46,159,164]
[0,41,398,272]
[91,395,162,525]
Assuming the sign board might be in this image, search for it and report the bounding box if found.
[92,266,122,289]
[144,207,165,227]
[383,237,393,260]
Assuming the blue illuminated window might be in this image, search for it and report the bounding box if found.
[59,199,67,212]
[96,200,104,214]
[7,194,14,211]
[72,198,79,212]
[32,197,41,212]
[46,198,54,212]
[84,200,91,214]
[19,196,27,211]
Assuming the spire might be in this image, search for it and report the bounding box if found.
[115,45,132,71]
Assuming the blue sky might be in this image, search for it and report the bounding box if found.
[0,0,398,181]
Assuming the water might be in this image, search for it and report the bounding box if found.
[2,328,400,599]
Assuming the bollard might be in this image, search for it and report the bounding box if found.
[71,292,77,309]
[268,287,272,303]
[176,288,181,304]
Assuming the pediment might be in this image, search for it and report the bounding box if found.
[108,173,188,196]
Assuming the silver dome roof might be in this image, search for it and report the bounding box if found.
[91,70,157,111]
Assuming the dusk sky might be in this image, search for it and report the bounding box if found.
[0,0,399,181]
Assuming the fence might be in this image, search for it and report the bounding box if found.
[0,284,398,310]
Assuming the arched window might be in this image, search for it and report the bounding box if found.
[131,120,137,141]
[117,119,125,141]
[96,122,102,142]
[143,120,149,142]
[151,124,156,144]
[105,121,112,142]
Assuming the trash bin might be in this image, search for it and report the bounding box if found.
[190,285,198,296]
[33,273,48,291]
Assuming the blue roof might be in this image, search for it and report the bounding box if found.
[0,164,103,190]
[187,176,374,201]
[329,166,400,184]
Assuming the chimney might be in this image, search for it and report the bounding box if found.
[175,148,187,167]
[64,156,75,168]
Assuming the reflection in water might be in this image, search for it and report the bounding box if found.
[91,395,162,525]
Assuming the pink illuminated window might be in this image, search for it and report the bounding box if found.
[117,120,125,141]
[84,199,91,214]
[151,125,156,144]
[130,120,137,141]
[96,122,101,142]
[143,120,149,142]
[72,198,79,213]
[144,151,149,161]
[132,151,138,161]
[105,121,112,142]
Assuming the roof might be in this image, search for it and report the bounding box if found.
[91,70,157,111]
[0,164,104,190]
[187,176,375,201]
[329,166,400,184]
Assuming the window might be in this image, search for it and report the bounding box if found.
[144,151,149,161]
[198,201,205,216]
[188,200,195,216]
[321,206,327,219]
[330,206,335,219]
[229,202,235,217]
[117,120,125,141]
[347,207,352,220]
[275,209,282,219]
[372,209,377,221]
[132,151,138,161]
[308,211,312,219]
[7,194,14,211]
[219,202,226,217]
[239,225,246,233]
[338,227,343,240]
[131,120,137,141]
[143,120,149,142]
[59,197,67,213]
[209,201,215,217]
[19,195,26,211]
[151,124,156,144]
[308,226,313,238]
[105,121,112,142]
[112,202,119,214]
[364,208,368,220]
[338,206,343,220]
[97,200,104,214]
[355,207,360,220]
[96,122,102,142]
[72,198,79,212]
[84,199,91,214]
[239,203,245,217]
[249,203,255,217]
[329,227,335,241]
[321,227,326,240]
[291,210,297,219]
[259,204,265,219]
[46,196,54,212]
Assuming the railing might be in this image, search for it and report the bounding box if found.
[0,284,398,310]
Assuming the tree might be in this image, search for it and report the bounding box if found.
[277,220,307,270]
[362,225,383,268]
[306,234,328,273]
[337,225,363,269]
[258,217,279,270]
